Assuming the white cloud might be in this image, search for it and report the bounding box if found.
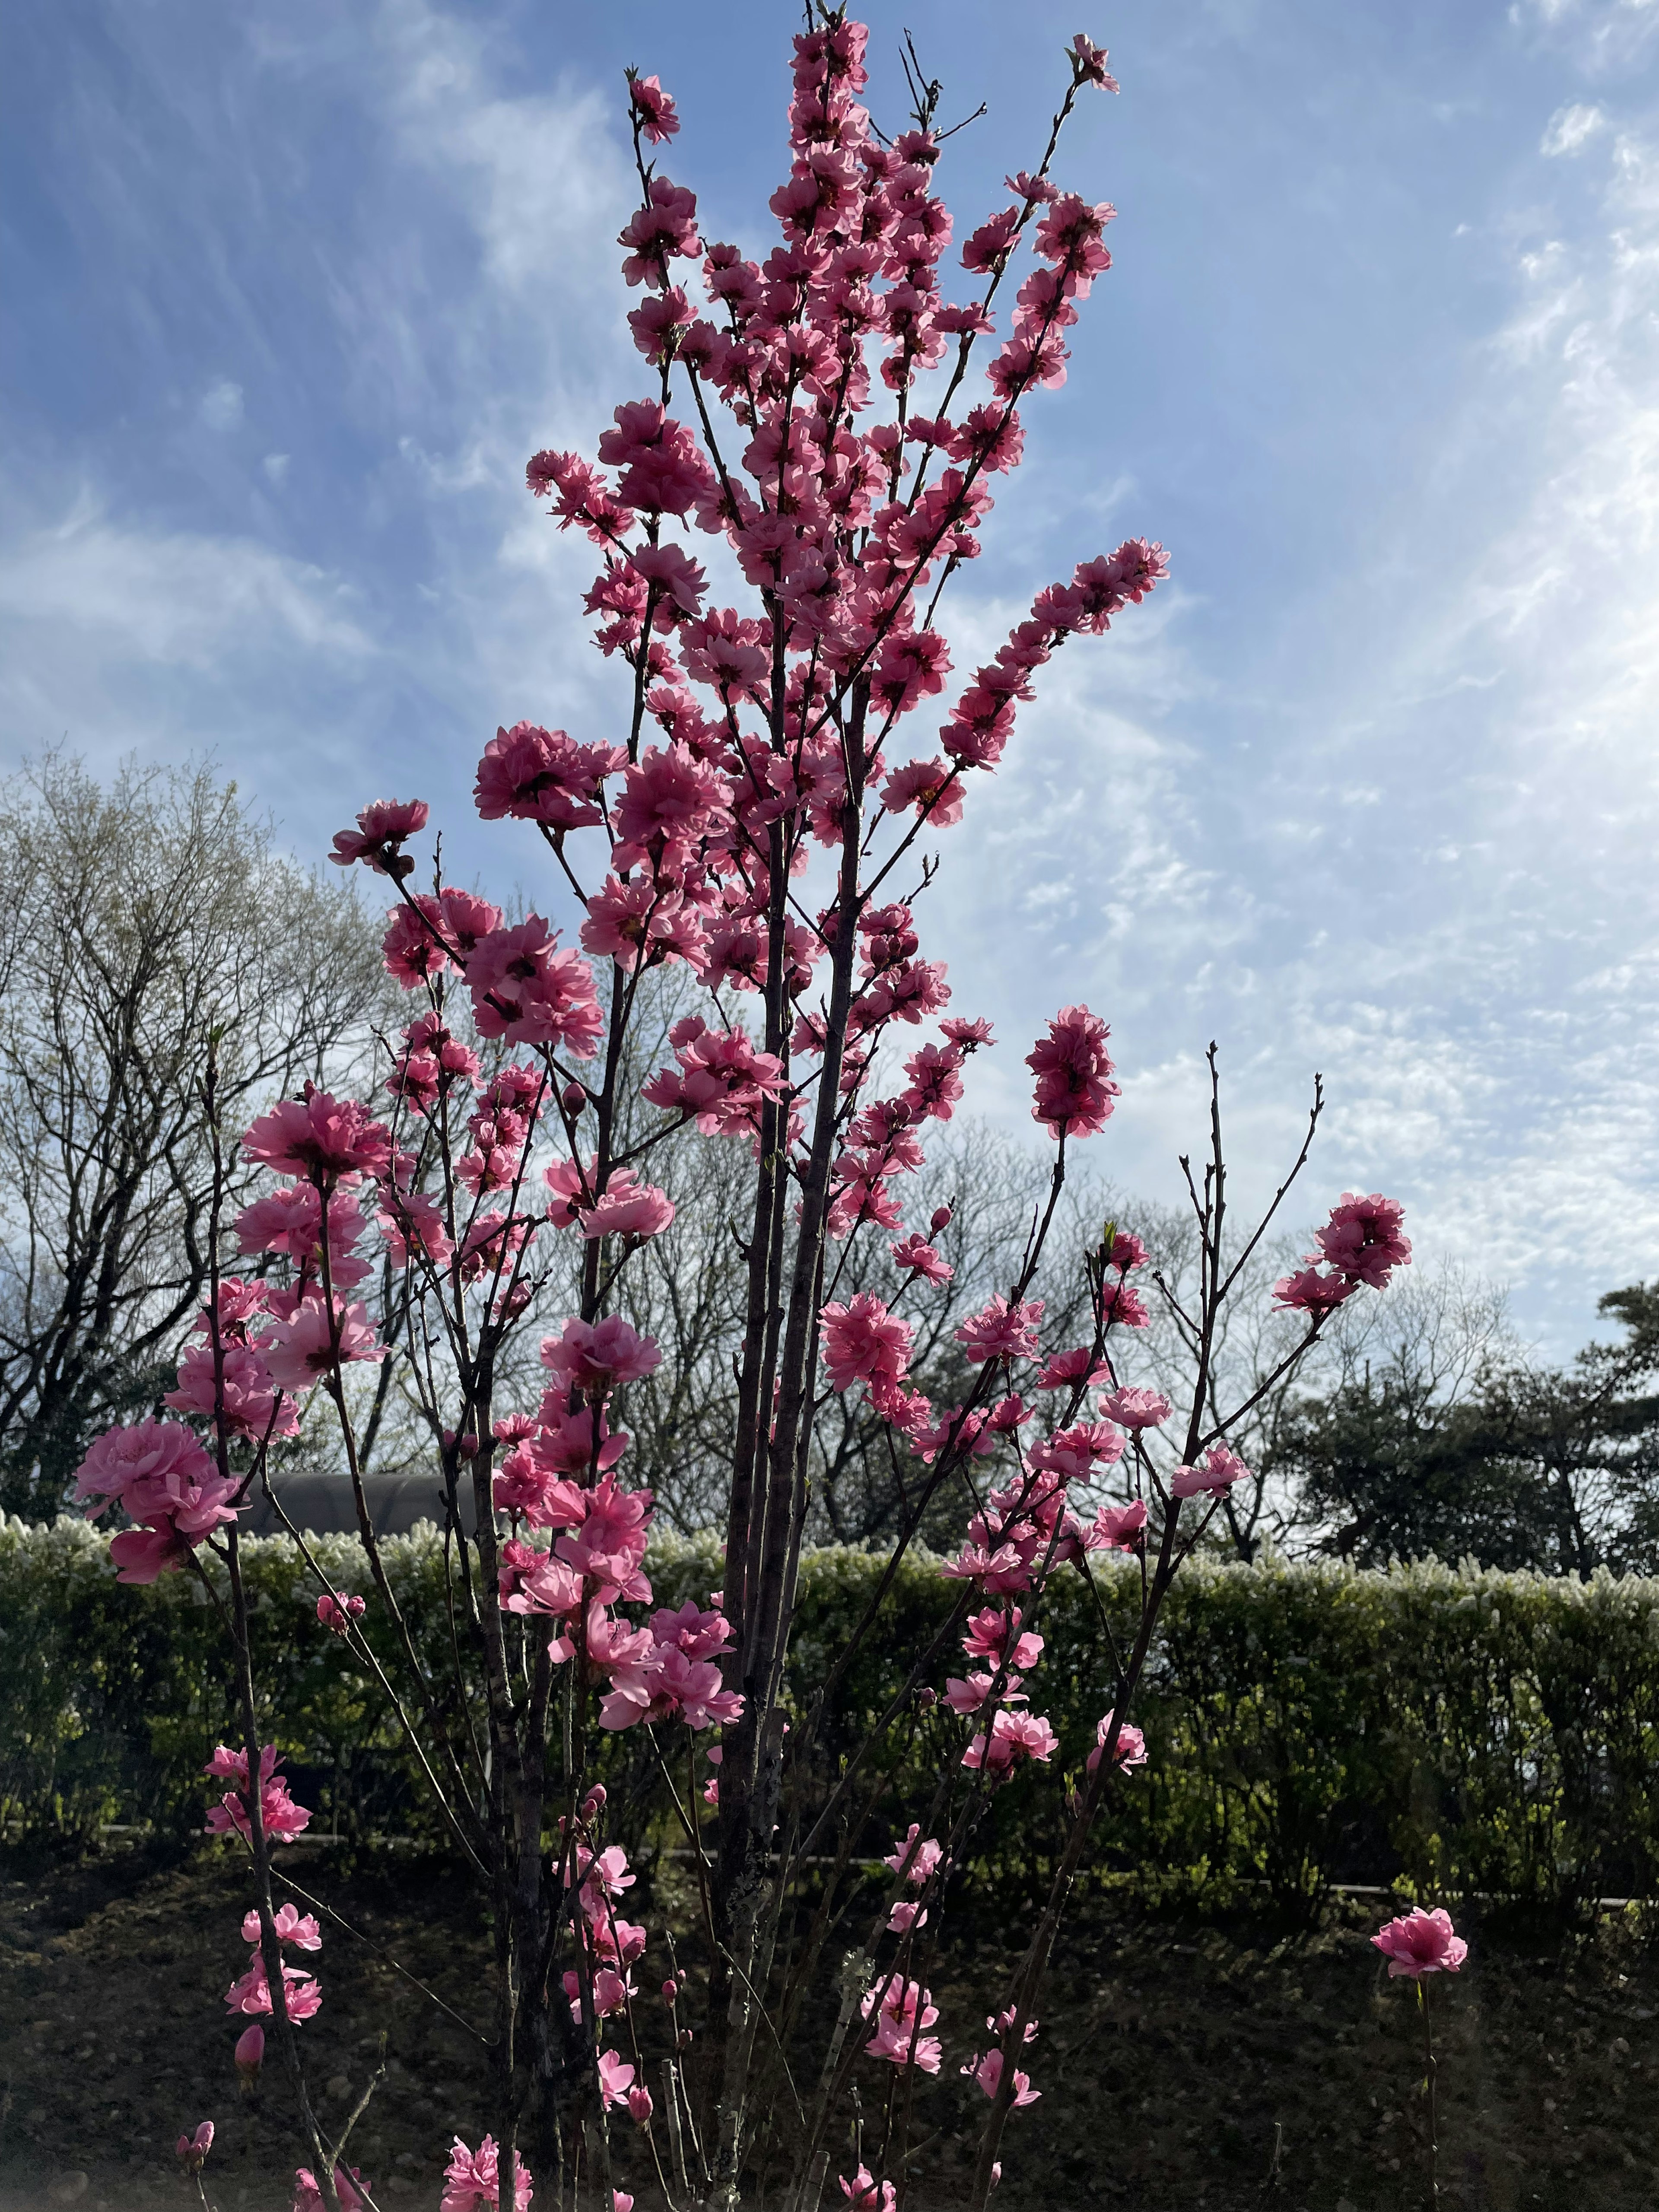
[0,499,370,668]
[199,377,244,429]
[1541,99,1609,154]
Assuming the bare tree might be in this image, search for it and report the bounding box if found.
[0,753,389,1514]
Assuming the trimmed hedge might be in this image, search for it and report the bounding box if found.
[5,1515,1658,1917]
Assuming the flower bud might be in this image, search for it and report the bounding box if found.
[581,1784,607,1821]
[661,1977,679,2005]
[916,1686,937,1711]
[563,1082,588,1117]
[234,2024,265,2088]
[176,2122,214,2171]
[627,2083,654,2125]
[930,1206,952,1235]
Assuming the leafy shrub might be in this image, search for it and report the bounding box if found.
[7,1516,1657,1917]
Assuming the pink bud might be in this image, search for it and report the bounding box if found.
[234,2024,265,2086]
[458,1432,480,1459]
[563,1082,588,1116]
[627,2083,654,2125]
[661,1977,679,2005]
[582,1784,608,1819]
[916,1686,937,1710]
[175,2122,214,2171]
[930,1206,952,1235]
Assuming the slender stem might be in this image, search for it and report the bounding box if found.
[1420,1978,1440,2205]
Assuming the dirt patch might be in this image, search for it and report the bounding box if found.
[1,1843,1656,2210]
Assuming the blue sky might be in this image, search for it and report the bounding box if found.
[4,0,1659,1354]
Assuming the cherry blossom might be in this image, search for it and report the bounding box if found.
[1169,1443,1252,1500]
[292,2169,371,2212]
[1371,1907,1468,1979]
[1087,1713,1148,1775]
[1098,1385,1170,1430]
[439,2137,533,2212]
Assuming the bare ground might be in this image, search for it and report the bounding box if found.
[2,1840,1656,2212]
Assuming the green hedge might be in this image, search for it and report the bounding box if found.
[5,1515,1658,1918]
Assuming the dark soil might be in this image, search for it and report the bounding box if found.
[2,1840,1656,2211]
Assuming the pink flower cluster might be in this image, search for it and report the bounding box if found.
[442,2136,533,2212]
[1275,1192,1412,1315]
[1026,1004,1119,1138]
[203,1744,312,1847]
[224,1893,323,2024]
[72,1419,241,1585]
[861,1974,941,2072]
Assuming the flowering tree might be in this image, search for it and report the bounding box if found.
[73,16,1411,2212]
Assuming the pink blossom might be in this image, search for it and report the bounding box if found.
[597,2050,638,2110]
[441,2136,533,2212]
[1314,1191,1412,1290]
[1087,1711,1148,1775]
[1070,33,1119,90]
[822,1292,914,1395]
[1272,1266,1356,1317]
[1027,1004,1119,1138]
[176,2122,214,2171]
[224,1955,323,2021]
[887,1900,928,1933]
[585,1173,676,1242]
[883,1824,943,1886]
[901,1040,964,1121]
[242,1903,322,1950]
[467,917,604,1056]
[641,1016,786,1135]
[839,2167,896,2212]
[73,1419,216,1516]
[861,1977,942,2071]
[889,1232,952,1284]
[963,1708,1058,1776]
[1100,1277,1150,1330]
[626,2082,654,2125]
[1371,1907,1468,1979]
[316,1591,366,1633]
[617,184,702,292]
[1036,1346,1108,1390]
[1098,1385,1170,1430]
[292,2170,370,2212]
[540,1316,662,1392]
[963,2049,1040,2104]
[598,1641,744,1732]
[203,1745,312,1845]
[328,798,428,873]
[474,722,618,831]
[880,756,964,825]
[1088,1498,1148,1551]
[166,1340,294,1442]
[498,1540,585,1621]
[234,2023,265,2084]
[1170,1443,1252,1500]
[650,1599,734,1662]
[379,1188,453,1271]
[261,1297,385,1393]
[962,1607,1044,1670]
[955,1295,1042,1365]
[628,71,680,143]
[244,1089,391,1185]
